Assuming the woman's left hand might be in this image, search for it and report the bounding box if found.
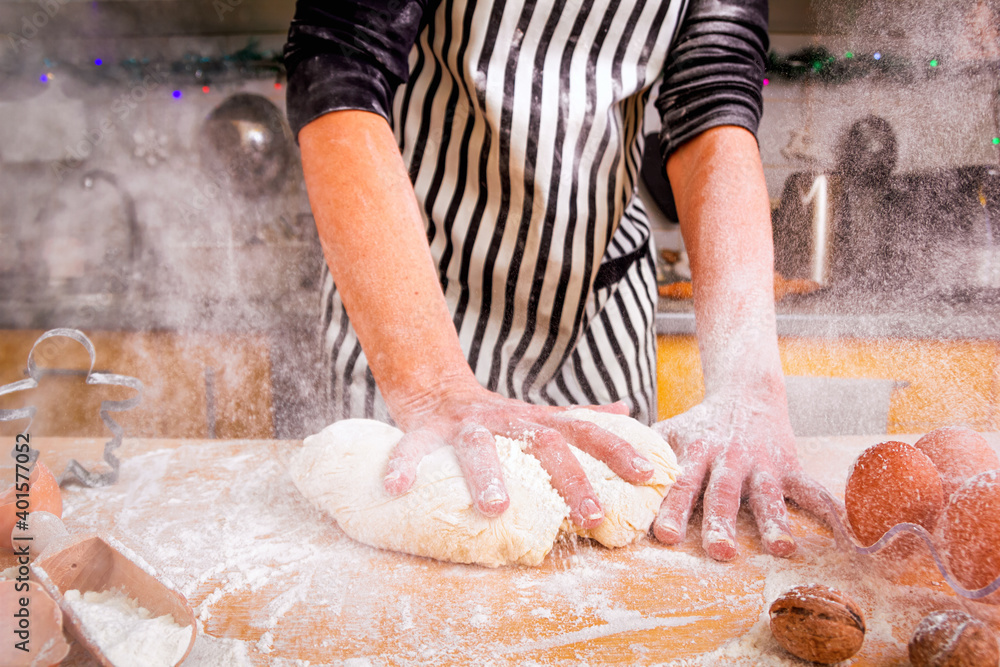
[650,372,838,561]
[657,126,841,562]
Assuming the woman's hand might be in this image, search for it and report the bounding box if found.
[651,373,835,561]
[384,381,654,529]
[659,126,838,561]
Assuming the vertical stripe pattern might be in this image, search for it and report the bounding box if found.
[322,0,684,426]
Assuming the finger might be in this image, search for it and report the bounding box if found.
[784,471,843,528]
[652,446,711,545]
[384,429,444,495]
[454,424,509,517]
[748,471,795,557]
[521,428,604,529]
[701,460,744,561]
[543,415,654,483]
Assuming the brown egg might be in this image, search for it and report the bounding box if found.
[0,580,71,666]
[914,426,1000,499]
[845,441,945,556]
[941,470,1000,604]
[0,462,63,551]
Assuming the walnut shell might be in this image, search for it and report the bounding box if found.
[769,584,866,664]
[909,609,999,667]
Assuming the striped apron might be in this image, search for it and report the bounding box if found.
[321,0,688,425]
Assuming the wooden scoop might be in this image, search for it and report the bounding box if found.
[15,511,196,667]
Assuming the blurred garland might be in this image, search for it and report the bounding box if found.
[0,39,285,97]
[764,45,994,83]
[5,41,993,91]
[64,41,285,87]
[127,42,283,83]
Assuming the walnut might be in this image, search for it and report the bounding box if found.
[909,609,999,667]
[768,584,866,664]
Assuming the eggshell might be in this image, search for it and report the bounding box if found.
[0,579,71,666]
[941,470,1000,604]
[914,426,1000,499]
[0,462,63,551]
[844,441,945,557]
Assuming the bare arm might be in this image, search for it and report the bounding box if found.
[670,126,780,393]
[300,111,474,413]
[652,125,833,560]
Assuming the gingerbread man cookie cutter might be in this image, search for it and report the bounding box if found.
[0,328,143,487]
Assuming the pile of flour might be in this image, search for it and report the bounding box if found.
[63,589,192,667]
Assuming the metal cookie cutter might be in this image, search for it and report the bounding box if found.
[0,328,143,487]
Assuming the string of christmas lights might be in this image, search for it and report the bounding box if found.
[10,41,1000,146]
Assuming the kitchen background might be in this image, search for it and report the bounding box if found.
[0,0,998,441]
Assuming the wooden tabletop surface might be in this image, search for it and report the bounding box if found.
[2,433,999,666]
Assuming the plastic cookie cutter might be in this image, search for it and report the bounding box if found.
[818,488,1000,601]
[0,328,143,487]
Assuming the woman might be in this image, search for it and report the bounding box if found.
[284,0,831,560]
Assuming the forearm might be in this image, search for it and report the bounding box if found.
[299,110,479,423]
[666,125,782,394]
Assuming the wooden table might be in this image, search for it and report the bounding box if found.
[2,434,999,666]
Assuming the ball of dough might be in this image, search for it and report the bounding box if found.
[289,411,679,567]
[559,409,679,547]
[844,441,944,557]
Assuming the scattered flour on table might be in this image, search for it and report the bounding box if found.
[53,439,1000,666]
[62,589,192,667]
[183,629,252,666]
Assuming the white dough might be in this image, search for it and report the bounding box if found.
[289,409,680,567]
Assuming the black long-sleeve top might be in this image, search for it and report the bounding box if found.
[284,0,769,163]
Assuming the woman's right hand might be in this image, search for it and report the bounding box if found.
[384,380,655,529]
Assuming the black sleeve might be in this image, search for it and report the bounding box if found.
[655,0,769,162]
[283,0,431,140]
